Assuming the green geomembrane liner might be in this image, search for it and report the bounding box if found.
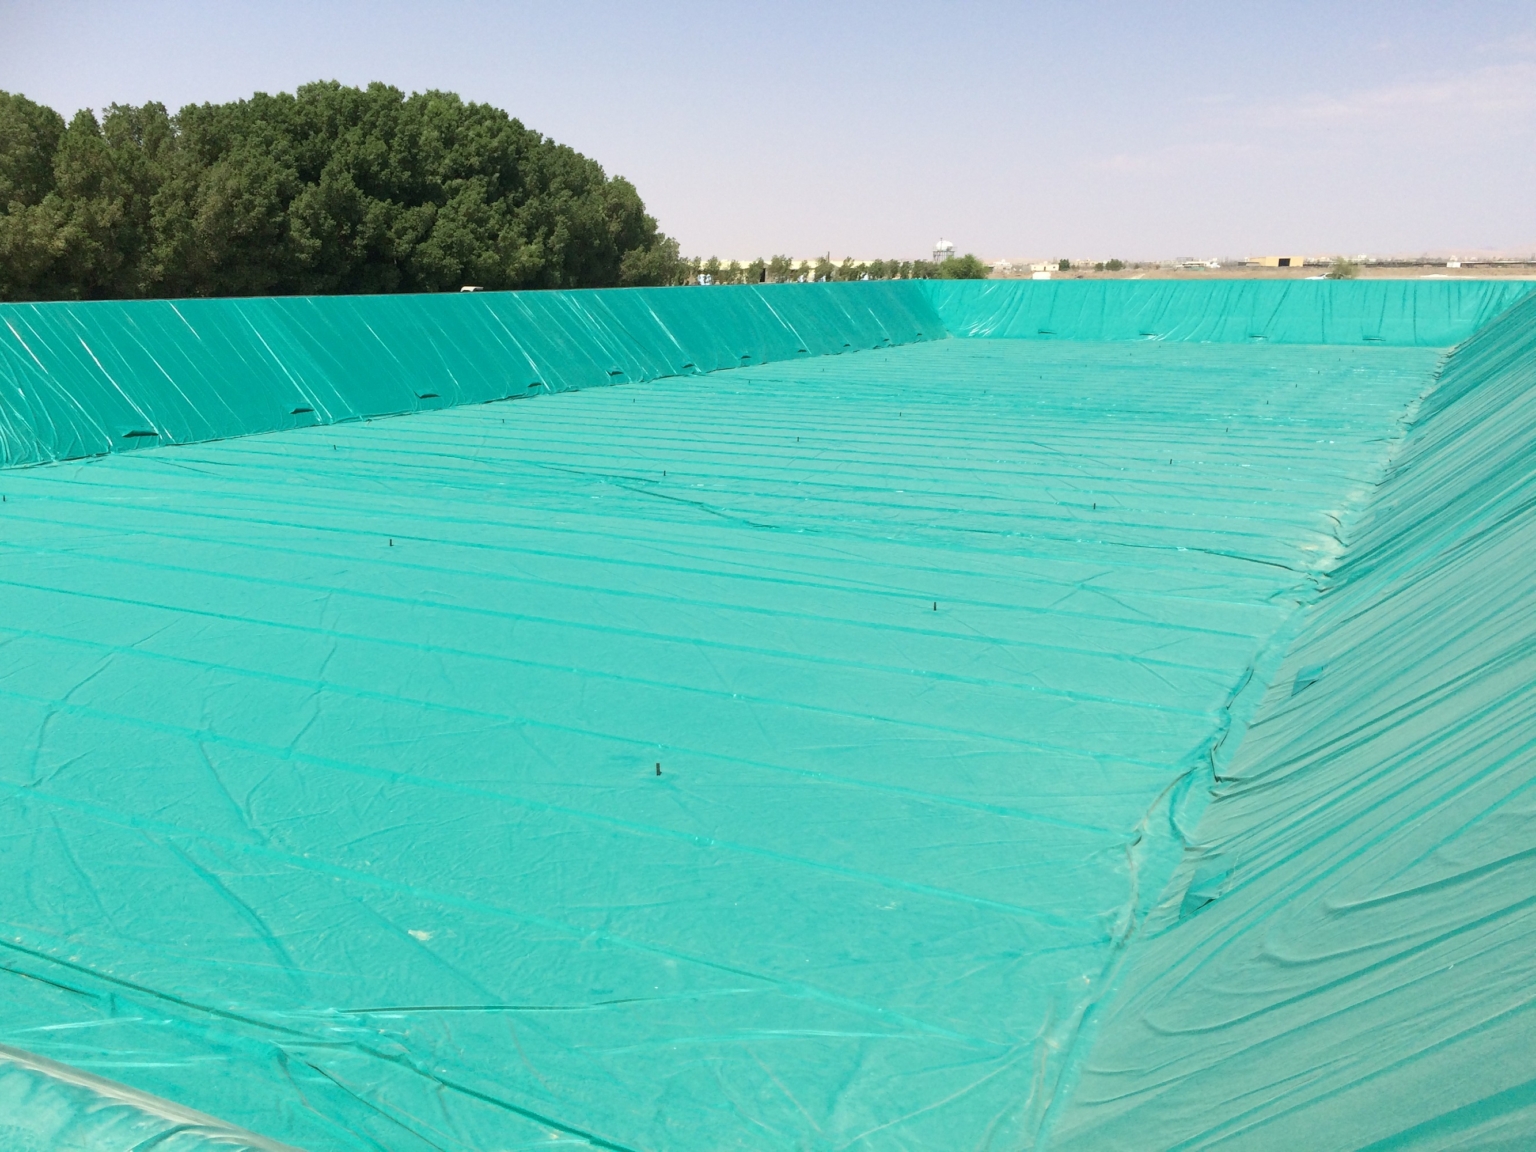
[1047,289,1536,1151]
[0,282,943,468]
[3,279,1527,468]
[0,279,1533,1150]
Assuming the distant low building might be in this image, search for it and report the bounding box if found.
[1248,256,1305,268]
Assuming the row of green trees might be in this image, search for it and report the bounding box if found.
[0,81,993,301]
[0,83,684,301]
[1051,259,1125,272]
[688,253,990,284]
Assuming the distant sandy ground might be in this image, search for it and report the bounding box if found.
[993,264,1536,281]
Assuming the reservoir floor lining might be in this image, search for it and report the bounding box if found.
[0,336,1445,1150]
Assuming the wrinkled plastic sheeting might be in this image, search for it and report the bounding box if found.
[926,277,1534,346]
[1045,290,1536,1149]
[0,329,1454,1149]
[7,279,1531,473]
[0,1044,296,1152]
[0,281,944,468]
[4,279,1535,1149]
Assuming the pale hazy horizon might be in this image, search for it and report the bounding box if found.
[4,0,1534,261]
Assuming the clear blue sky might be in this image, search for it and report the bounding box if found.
[4,0,1534,260]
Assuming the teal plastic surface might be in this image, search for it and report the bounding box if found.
[0,1044,295,1152]
[926,277,1532,345]
[4,279,1529,471]
[1,279,1534,1149]
[0,282,942,467]
[1046,288,1536,1150]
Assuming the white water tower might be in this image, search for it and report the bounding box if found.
[933,238,955,263]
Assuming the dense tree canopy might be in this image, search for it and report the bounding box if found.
[0,82,684,300]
